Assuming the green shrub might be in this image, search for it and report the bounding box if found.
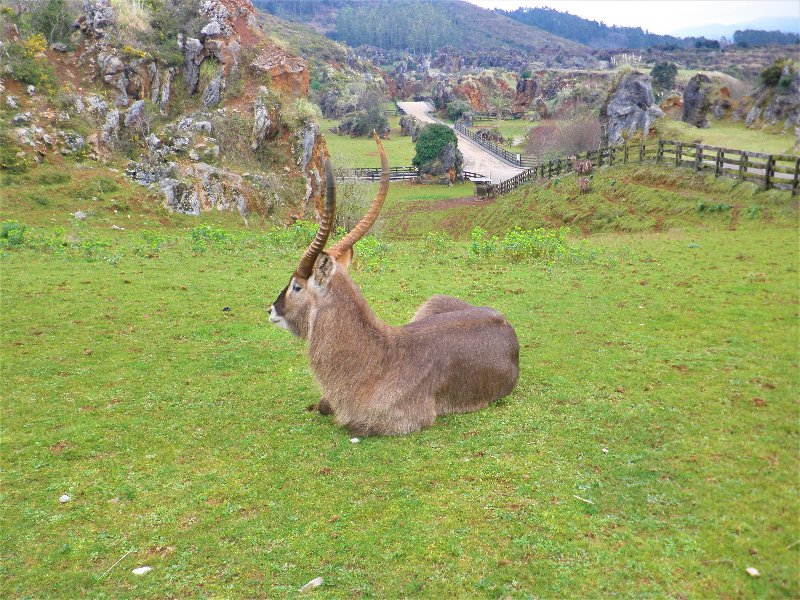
[27,0,76,44]
[0,221,27,248]
[424,231,453,254]
[446,101,472,121]
[650,62,678,91]
[352,235,389,272]
[0,133,28,174]
[4,39,58,90]
[469,225,576,262]
[412,124,457,169]
[759,60,789,88]
[697,202,732,214]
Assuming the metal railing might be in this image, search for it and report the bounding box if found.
[453,123,536,168]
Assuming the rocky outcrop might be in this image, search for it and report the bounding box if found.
[251,87,278,150]
[419,141,464,179]
[682,73,712,128]
[399,115,419,137]
[294,122,329,218]
[250,48,309,97]
[514,77,537,112]
[745,64,800,131]
[600,72,663,145]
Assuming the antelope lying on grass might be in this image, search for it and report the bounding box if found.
[269,135,519,436]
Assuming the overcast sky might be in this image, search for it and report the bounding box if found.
[466,1,800,35]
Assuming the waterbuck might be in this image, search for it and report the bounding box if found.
[269,136,519,436]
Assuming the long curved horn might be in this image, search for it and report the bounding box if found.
[295,160,336,279]
[327,131,389,259]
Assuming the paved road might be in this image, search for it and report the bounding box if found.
[396,101,525,184]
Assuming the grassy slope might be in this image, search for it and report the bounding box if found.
[1,162,798,598]
[261,0,587,55]
[377,164,798,240]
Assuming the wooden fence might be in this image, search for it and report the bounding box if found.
[470,112,525,122]
[487,140,799,197]
[454,122,537,168]
[335,166,419,181]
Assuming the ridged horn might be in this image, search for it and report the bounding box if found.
[295,159,336,279]
[327,131,389,259]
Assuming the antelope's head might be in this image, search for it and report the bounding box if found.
[269,133,389,339]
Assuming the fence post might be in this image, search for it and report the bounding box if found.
[657,139,664,164]
[695,145,703,172]
[639,142,644,163]
[738,152,748,181]
[556,158,561,175]
[794,158,800,196]
[598,148,604,167]
[675,142,682,167]
[764,155,773,191]
[623,144,629,164]
[715,149,722,177]
[609,147,615,166]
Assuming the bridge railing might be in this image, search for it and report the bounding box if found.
[453,123,536,168]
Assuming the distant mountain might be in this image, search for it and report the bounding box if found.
[500,6,800,49]
[255,0,587,55]
[670,16,800,39]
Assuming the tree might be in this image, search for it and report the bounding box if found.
[446,100,472,121]
[412,124,456,169]
[650,62,678,91]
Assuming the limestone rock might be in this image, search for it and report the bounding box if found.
[102,110,120,143]
[399,114,419,137]
[123,100,147,129]
[514,77,537,111]
[600,71,663,145]
[202,76,224,107]
[160,178,199,215]
[252,87,277,150]
[682,73,712,128]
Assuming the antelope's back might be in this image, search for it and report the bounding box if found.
[401,302,520,413]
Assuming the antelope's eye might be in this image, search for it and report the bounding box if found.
[292,282,302,293]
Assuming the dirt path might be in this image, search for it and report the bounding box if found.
[396,101,526,184]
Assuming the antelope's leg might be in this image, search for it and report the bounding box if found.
[306,397,333,415]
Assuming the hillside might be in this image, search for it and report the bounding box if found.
[500,6,800,50]
[257,0,588,57]
[1,0,332,222]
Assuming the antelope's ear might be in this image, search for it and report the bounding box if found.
[312,252,336,289]
[334,247,354,268]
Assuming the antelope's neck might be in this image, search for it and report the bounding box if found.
[307,273,390,390]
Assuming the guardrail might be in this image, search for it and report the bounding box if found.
[453,123,536,168]
[485,140,799,197]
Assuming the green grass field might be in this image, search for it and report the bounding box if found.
[2,162,798,598]
[466,118,534,152]
[656,118,797,155]
[319,115,417,167]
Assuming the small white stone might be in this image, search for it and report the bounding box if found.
[350,437,360,443]
[602,448,609,454]
[745,567,760,577]
[59,494,71,503]
[132,566,152,575]
[300,576,323,592]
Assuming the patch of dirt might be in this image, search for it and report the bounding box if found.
[49,440,73,454]
[728,204,741,230]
